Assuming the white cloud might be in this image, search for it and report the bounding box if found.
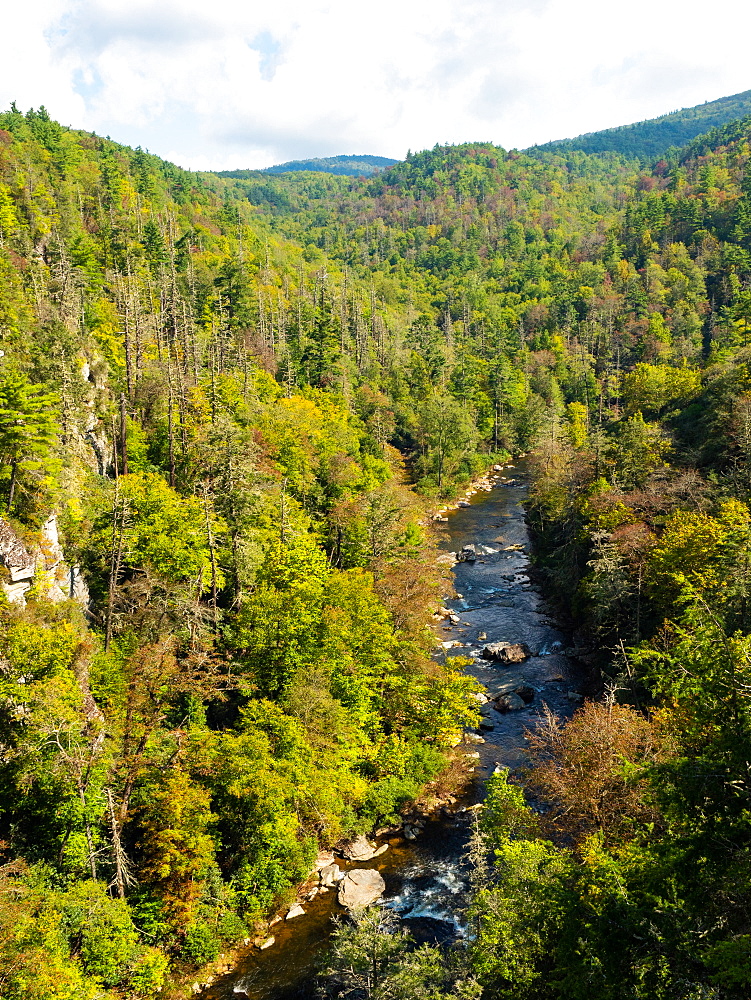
[0,0,750,169]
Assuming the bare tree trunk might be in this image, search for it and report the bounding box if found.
[78,783,98,881]
[7,457,17,513]
[106,787,131,899]
[166,365,176,488]
[203,488,218,628]
[105,474,126,652]
[119,393,129,476]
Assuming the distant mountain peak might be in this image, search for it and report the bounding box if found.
[263,154,398,177]
[216,154,399,180]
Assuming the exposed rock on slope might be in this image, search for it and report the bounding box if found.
[0,515,89,607]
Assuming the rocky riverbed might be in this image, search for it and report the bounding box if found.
[201,458,592,1000]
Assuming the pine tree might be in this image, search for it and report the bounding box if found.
[0,368,58,513]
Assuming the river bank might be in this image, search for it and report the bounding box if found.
[191,458,589,1000]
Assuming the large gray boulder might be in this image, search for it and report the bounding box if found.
[482,642,531,664]
[339,835,384,861]
[338,869,386,909]
[495,692,526,712]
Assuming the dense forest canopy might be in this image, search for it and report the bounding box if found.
[2,94,751,998]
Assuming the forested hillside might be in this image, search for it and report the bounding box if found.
[3,98,751,998]
[533,86,751,159]
[0,106,482,997]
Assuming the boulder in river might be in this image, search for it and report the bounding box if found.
[286,904,305,920]
[457,499,471,508]
[482,641,531,663]
[495,692,526,712]
[456,544,476,563]
[514,685,536,704]
[339,834,381,861]
[403,823,422,840]
[338,869,386,909]
[319,863,344,887]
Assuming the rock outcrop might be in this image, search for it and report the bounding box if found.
[0,519,35,605]
[0,515,89,608]
[338,869,386,909]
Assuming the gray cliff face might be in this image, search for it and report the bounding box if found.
[0,520,36,604]
[0,355,111,608]
[0,515,89,608]
[76,357,114,476]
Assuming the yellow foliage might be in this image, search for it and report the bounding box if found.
[621,362,701,414]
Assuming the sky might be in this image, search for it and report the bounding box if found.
[3,0,751,171]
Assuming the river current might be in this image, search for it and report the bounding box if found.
[206,459,586,999]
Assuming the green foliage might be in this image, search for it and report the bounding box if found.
[320,906,480,1000]
[117,472,226,588]
[0,367,59,516]
[183,920,220,965]
[621,362,701,415]
[136,767,217,925]
[59,882,140,987]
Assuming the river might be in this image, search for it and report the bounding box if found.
[205,458,588,999]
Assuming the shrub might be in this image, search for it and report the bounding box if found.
[183,920,220,966]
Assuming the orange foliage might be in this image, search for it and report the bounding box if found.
[526,701,667,844]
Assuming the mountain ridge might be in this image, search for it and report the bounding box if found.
[211,89,751,180]
[218,153,398,179]
[528,87,751,159]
